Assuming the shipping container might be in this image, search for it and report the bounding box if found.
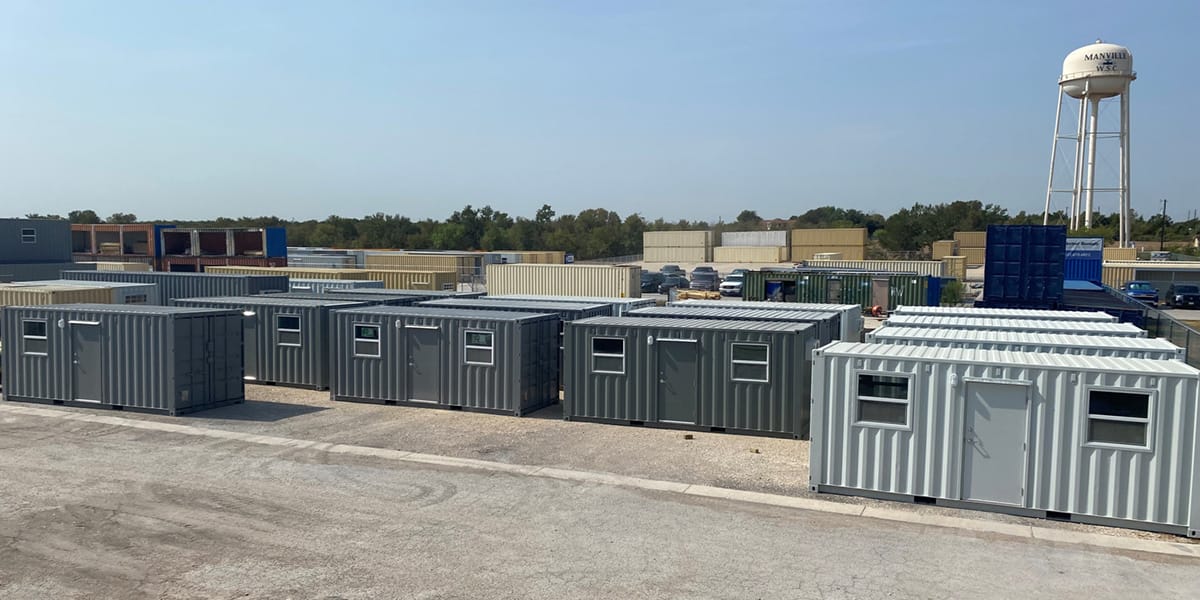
[23,279,160,305]
[288,278,385,293]
[743,270,934,311]
[287,253,358,268]
[643,247,711,263]
[261,291,423,307]
[0,262,94,283]
[564,317,819,438]
[713,246,789,263]
[1103,247,1139,261]
[1,304,244,414]
[157,256,288,272]
[231,228,287,257]
[70,223,176,257]
[866,326,1184,360]
[960,247,987,266]
[322,288,484,301]
[76,261,153,272]
[790,245,866,261]
[330,306,560,415]
[811,252,842,260]
[790,228,867,246]
[364,269,458,290]
[720,231,789,247]
[804,260,945,277]
[627,306,839,346]
[0,219,71,264]
[174,296,365,389]
[363,251,482,275]
[488,294,655,316]
[642,230,715,248]
[667,299,863,342]
[810,342,1200,537]
[486,264,641,298]
[931,240,960,260]
[61,271,289,304]
[1065,237,1104,283]
[891,305,1116,322]
[953,231,988,248]
[882,314,1146,337]
[206,266,372,280]
[0,284,114,308]
[1101,261,1200,291]
[984,225,1066,307]
[941,256,967,281]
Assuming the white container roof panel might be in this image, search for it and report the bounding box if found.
[891,305,1116,322]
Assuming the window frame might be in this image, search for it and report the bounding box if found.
[730,342,770,383]
[352,323,382,358]
[20,228,37,244]
[124,294,149,304]
[1083,386,1154,452]
[853,371,912,430]
[21,319,48,356]
[591,336,626,375]
[276,314,302,347]
[463,330,495,366]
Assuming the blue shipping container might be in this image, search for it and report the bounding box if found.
[1063,237,1103,283]
[152,224,177,257]
[983,225,1066,307]
[265,227,288,258]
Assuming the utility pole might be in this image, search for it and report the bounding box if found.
[1160,198,1168,251]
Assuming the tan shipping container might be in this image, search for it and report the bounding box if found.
[941,256,967,281]
[509,250,566,264]
[76,261,152,272]
[812,252,843,260]
[0,284,115,307]
[953,231,987,248]
[644,246,711,263]
[805,260,945,277]
[791,245,866,261]
[960,247,987,266]
[364,252,481,274]
[363,269,458,290]
[1103,247,1138,261]
[790,228,868,246]
[1102,264,1136,289]
[713,246,788,263]
[643,230,714,249]
[205,266,373,280]
[487,264,641,298]
[931,240,960,260]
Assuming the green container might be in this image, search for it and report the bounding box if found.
[833,273,873,309]
[887,274,929,310]
[744,271,827,302]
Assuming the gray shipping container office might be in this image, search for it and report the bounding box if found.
[174,296,366,390]
[289,278,384,292]
[627,305,839,347]
[62,270,289,304]
[668,299,863,342]
[811,342,1200,537]
[322,288,485,301]
[261,291,422,306]
[26,279,161,305]
[489,294,656,316]
[564,317,819,438]
[882,314,1147,338]
[0,218,71,264]
[330,306,559,415]
[0,262,94,282]
[1,304,244,415]
[867,326,1186,361]
[891,305,1118,322]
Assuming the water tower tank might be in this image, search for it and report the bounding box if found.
[1060,40,1135,98]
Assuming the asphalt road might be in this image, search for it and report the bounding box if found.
[1,410,1197,599]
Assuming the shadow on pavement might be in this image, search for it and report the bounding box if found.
[187,400,328,422]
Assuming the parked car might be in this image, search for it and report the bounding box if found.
[1166,283,1200,308]
[691,271,720,291]
[691,265,718,278]
[641,272,665,293]
[657,275,690,294]
[660,264,685,276]
[719,273,744,297]
[728,268,748,277]
[1121,280,1160,307]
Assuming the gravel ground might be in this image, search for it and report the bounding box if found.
[23,384,1195,545]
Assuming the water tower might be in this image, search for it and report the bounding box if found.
[1042,40,1135,245]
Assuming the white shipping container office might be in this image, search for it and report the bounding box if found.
[891,305,1117,323]
[882,314,1146,338]
[668,299,863,342]
[810,342,1200,537]
[867,327,1186,361]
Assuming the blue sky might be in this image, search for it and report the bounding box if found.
[1,1,1196,222]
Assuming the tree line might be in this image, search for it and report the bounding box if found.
[25,201,1198,260]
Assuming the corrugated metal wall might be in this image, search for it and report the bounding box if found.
[25,280,161,305]
[811,343,1200,535]
[644,247,711,263]
[289,279,385,292]
[626,306,839,347]
[207,266,371,279]
[867,327,1184,360]
[790,246,866,261]
[1,304,243,414]
[1103,247,1139,261]
[713,246,788,263]
[643,230,715,247]
[882,314,1146,337]
[891,305,1116,322]
[720,231,788,247]
[0,262,92,282]
[931,240,959,260]
[0,285,114,307]
[563,317,817,437]
[667,299,863,342]
[82,261,153,272]
[490,294,656,316]
[330,307,559,415]
[0,219,71,264]
[60,271,289,304]
[805,260,945,277]
[486,264,641,298]
[953,231,987,248]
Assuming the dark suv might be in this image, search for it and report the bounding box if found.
[1166,283,1200,308]
[658,274,690,294]
[641,272,665,293]
[1121,281,1159,307]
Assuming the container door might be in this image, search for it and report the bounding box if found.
[826,278,843,304]
[406,326,441,403]
[70,322,104,403]
[243,311,259,381]
[656,340,698,424]
[962,382,1028,506]
[870,278,889,309]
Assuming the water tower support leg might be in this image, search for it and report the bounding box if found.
[1084,97,1100,229]
[1044,90,1065,226]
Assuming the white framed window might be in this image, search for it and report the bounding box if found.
[464,330,494,365]
[277,314,302,347]
[1086,389,1151,449]
[730,343,769,382]
[592,337,625,374]
[22,320,48,355]
[353,324,381,358]
[855,373,910,427]
[20,228,36,244]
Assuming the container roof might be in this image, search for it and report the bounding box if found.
[490,294,654,306]
[13,279,155,289]
[629,306,838,320]
[335,305,557,321]
[883,315,1144,335]
[60,270,286,280]
[0,283,111,293]
[816,342,1199,376]
[572,316,814,333]
[5,303,238,316]
[175,296,367,308]
[869,326,1181,351]
[891,305,1115,322]
[423,298,609,311]
[669,299,859,313]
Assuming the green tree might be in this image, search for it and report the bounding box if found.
[107,212,138,224]
[68,209,102,224]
